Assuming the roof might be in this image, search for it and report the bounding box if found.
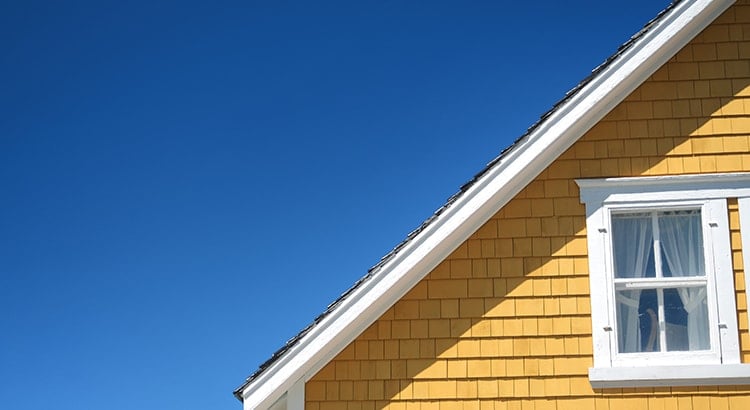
[234,0,736,407]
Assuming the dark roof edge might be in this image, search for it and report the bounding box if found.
[234,0,684,401]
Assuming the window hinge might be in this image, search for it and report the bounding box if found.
[603,326,612,332]
[709,222,718,227]
[719,323,728,329]
[598,228,607,233]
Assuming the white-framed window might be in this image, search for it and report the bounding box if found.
[577,172,750,388]
[607,202,725,365]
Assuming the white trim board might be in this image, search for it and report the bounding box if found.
[577,173,750,204]
[590,364,750,388]
[738,197,750,335]
[238,1,737,408]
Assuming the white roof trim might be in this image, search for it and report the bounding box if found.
[239,1,735,408]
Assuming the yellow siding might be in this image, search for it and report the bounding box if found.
[306,2,750,409]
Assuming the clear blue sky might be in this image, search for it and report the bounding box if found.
[1,1,668,409]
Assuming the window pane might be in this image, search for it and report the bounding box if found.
[616,289,658,353]
[664,287,710,351]
[612,213,655,279]
[658,210,704,277]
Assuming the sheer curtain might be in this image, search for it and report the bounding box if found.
[613,214,653,353]
[659,210,709,350]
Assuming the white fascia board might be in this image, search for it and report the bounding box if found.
[589,364,750,388]
[239,1,735,408]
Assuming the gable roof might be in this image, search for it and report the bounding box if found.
[235,0,736,407]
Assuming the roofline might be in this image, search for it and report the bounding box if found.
[236,0,735,407]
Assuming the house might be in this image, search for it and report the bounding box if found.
[235,0,750,408]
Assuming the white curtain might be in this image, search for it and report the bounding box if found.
[659,210,709,351]
[613,214,653,353]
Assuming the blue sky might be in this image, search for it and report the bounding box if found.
[1,1,668,409]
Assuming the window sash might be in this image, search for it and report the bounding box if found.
[614,285,710,355]
[605,201,722,365]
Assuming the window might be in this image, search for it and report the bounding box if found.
[612,209,712,355]
[577,173,750,388]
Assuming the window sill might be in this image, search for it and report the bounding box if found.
[589,364,750,388]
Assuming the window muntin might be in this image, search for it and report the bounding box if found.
[610,208,713,357]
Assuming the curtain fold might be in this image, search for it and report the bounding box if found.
[613,214,653,353]
[659,210,709,351]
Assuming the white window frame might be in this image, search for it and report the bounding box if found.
[606,201,725,366]
[577,172,750,388]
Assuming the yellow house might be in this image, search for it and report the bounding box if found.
[235,0,750,408]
